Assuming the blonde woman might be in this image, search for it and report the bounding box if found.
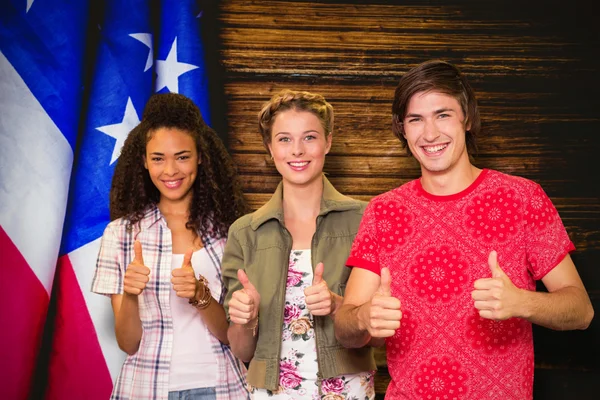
[222,90,376,399]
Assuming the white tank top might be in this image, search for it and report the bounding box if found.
[168,248,218,391]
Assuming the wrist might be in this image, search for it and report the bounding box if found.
[516,288,533,319]
[355,303,370,333]
[244,315,259,336]
[329,292,342,317]
[189,274,212,310]
[123,292,140,301]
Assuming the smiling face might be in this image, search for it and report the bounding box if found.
[267,109,332,188]
[402,91,471,177]
[144,127,200,206]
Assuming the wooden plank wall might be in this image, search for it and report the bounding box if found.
[208,1,600,398]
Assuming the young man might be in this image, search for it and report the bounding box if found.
[334,60,594,400]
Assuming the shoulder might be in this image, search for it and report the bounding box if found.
[484,169,542,194]
[227,212,256,238]
[367,181,415,208]
[103,217,130,236]
[334,196,368,215]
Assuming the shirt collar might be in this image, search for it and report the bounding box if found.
[249,174,361,230]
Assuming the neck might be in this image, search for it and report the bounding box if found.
[420,156,481,196]
[282,177,323,220]
[158,194,192,217]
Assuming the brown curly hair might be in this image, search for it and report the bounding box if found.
[110,93,248,239]
[257,89,334,152]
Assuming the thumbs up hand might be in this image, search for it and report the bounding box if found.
[123,240,151,296]
[363,267,402,338]
[171,248,198,299]
[304,262,335,316]
[472,250,523,320]
[229,269,261,325]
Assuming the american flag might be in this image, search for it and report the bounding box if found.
[0,1,213,398]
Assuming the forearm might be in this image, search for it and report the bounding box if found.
[227,321,258,362]
[196,298,230,344]
[335,304,381,348]
[114,294,143,355]
[520,286,594,330]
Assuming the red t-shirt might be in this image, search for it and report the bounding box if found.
[347,169,574,400]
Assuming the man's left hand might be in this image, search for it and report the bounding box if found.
[472,250,524,320]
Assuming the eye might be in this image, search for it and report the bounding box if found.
[438,113,450,119]
[151,157,163,162]
[278,136,291,142]
[177,155,190,160]
[407,117,422,123]
[304,135,316,141]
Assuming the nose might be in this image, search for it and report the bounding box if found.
[422,118,440,142]
[291,140,305,157]
[164,159,178,176]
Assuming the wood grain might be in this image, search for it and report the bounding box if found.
[216,1,600,397]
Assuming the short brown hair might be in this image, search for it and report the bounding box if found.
[391,60,481,155]
[258,89,334,151]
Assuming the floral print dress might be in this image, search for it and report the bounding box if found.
[251,250,375,400]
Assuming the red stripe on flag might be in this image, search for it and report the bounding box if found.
[45,255,113,400]
[0,226,49,400]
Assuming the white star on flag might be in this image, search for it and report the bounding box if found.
[129,33,153,72]
[155,37,198,93]
[27,0,34,12]
[96,97,140,164]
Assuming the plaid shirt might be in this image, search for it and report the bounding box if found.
[92,206,250,400]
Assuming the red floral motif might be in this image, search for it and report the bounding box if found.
[278,360,302,390]
[375,201,413,253]
[521,353,534,396]
[410,246,468,302]
[286,268,303,287]
[465,187,522,243]
[352,209,378,264]
[467,312,523,354]
[387,309,416,360]
[283,303,302,324]
[524,185,556,231]
[414,356,467,400]
[321,377,345,394]
[279,370,302,390]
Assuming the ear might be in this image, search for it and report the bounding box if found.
[464,115,472,132]
[197,153,202,165]
[143,155,148,170]
[325,133,333,155]
[267,143,273,158]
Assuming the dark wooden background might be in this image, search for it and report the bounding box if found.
[204,0,599,398]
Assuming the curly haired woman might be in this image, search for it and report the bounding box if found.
[222,90,376,399]
[92,93,250,400]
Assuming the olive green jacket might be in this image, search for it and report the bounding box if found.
[222,176,376,391]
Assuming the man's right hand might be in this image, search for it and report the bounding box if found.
[360,267,402,338]
[229,269,261,325]
[123,240,151,296]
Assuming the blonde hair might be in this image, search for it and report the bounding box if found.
[257,89,334,150]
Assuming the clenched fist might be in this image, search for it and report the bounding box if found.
[229,269,260,326]
[171,248,198,299]
[123,241,151,296]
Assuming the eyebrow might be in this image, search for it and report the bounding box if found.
[149,150,192,156]
[405,108,456,118]
[274,130,321,136]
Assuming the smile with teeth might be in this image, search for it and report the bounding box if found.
[162,179,183,189]
[289,161,309,167]
[422,144,448,154]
